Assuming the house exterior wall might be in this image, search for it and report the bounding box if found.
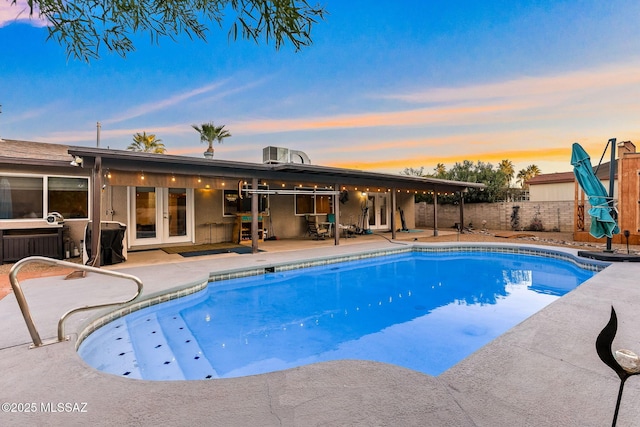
[101,183,410,249]
[528,182,574,202]
[529,180,616,202]
[104,185,409,245]
[397,193,415,230]
[194,189,233,243]
[266,191,413,238]
[269,194,302,239]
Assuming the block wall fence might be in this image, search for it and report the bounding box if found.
[415,201,578,232]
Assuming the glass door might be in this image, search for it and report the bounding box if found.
[164,188,191,242]
[367,193,390,230]
[133,187,158,242]
[129,187,193,246]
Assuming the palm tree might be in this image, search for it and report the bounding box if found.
[516,164,542,189]
[127,132,166,154]
[192,122,232,158]
[498,159,515,187]
[434,163,447,178]
[527,164,541,176]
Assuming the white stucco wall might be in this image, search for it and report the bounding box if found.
[529,180,617,202]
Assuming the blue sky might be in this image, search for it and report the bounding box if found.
[1,0,639,175]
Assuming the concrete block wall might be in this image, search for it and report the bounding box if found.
[416,201,576,232]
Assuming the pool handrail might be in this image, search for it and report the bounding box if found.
[9,256,143,348]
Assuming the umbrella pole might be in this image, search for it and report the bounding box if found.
[605,138,617,253]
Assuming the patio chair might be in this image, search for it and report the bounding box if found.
[336,214,356,238]
[304,214,315,237]
[308,222,329,240]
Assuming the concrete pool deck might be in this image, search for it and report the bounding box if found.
[1,237,639,426]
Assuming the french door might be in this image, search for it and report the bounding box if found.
[367,193,390,230]
[129,187,194,246]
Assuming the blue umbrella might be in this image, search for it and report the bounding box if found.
[571,143,619,238]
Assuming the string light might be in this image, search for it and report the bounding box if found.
[140,171,145,180]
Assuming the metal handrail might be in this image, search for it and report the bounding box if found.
[9,256,143,348]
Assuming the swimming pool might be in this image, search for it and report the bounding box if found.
[78,248,602,380]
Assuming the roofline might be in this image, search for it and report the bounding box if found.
[67,146,485,192]
[0,155,71,169]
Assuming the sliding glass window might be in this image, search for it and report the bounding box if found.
[0,174,88,220]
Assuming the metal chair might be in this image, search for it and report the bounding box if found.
[308,222,329,240]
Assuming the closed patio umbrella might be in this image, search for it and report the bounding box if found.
[571,142,619,239]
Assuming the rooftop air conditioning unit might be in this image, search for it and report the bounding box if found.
[263,146,290,164]
[263,146,311,164]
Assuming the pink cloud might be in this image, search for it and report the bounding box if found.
[0,0,48,28]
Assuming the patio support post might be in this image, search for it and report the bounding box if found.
[605,138,617,253]
[459,191,465,233]
[251,177,259,254]
[90,156,102,267]
[433,190,439,236]
[391,188,397,240]
[334,183,340,245]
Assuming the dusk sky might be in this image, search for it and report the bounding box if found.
[1,1,639,175]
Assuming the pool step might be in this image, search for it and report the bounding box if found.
[156,314,219,380]
[127,313,186,380]
[78,318,143,380]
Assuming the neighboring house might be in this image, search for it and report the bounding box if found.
[527,140,640,244]
[527,163,617,202]
[0,139,483,265]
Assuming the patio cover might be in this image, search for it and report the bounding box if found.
[570,142,619,239]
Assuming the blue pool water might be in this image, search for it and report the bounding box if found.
[79,251,598,380]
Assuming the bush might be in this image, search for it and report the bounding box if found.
[527,217,544,231]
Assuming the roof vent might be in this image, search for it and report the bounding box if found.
[263,146,311,164]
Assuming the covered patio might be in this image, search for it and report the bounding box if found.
[67,146,484,266]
